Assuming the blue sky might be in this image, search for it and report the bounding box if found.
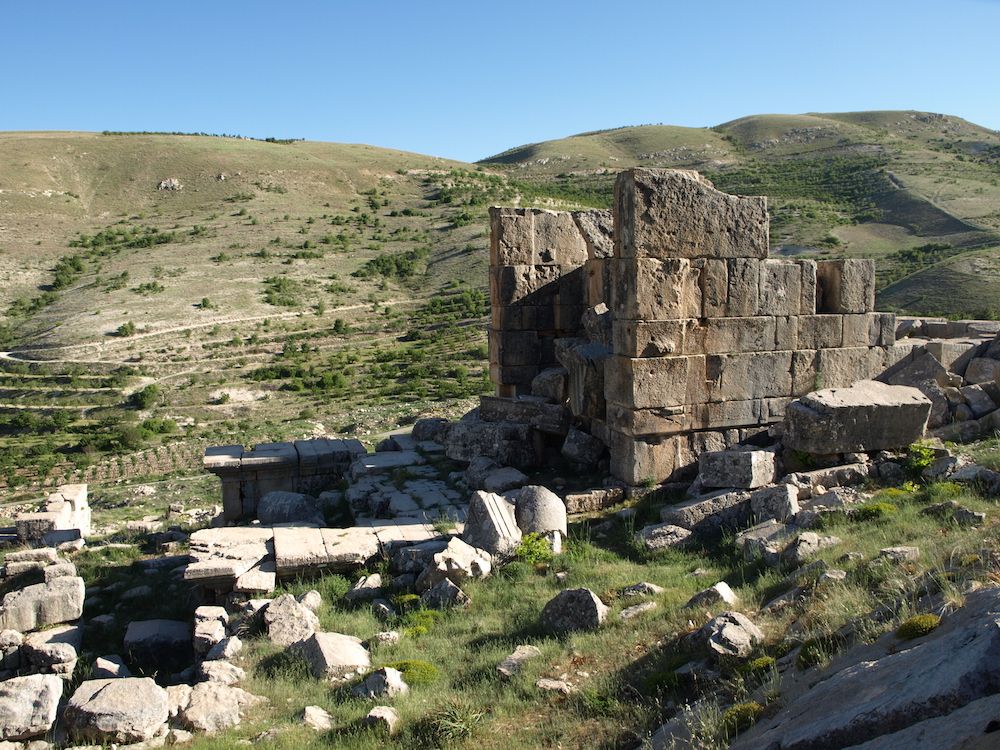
[5,0,999,162]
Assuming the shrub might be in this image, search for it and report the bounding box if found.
[515,532,554,565]
[381,659,440,685]
[129,384,160,409]
[850,501,897,522]
[722,701,764,735]
[413,701,487,745]
[906,441,937,475]
[896,613,941,640]
[116,321,137,337]
[738,655,776,675]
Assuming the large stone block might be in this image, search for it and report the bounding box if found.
[605,355,704,409]
[758,260,803,316]
[490,208,587,268]
[797,314,844,350]
[489,329,539,368]
[583,258,612,308]
[491,264,561,308]
[727,258,761,316]
[612,319,688,358]
[572,209,614,260]
[609,432,693,485]
[783,380,931,454]
[699,450,776,489]
[614,168,769,260]
[705,351,793,402]
[687,317,777,355]
[816,259,876,314]
[609,257,702,320]
[842,312,896,348]
[555,339,611,420]
[479,395,571,435]
[798,259,817,314]
[699,259,729,318]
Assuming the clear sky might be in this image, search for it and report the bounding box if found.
[5,0,999,162]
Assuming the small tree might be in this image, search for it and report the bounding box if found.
[116,321,137,337]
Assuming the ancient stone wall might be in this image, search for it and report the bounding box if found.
[488,168,903,485]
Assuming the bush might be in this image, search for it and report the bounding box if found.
[381,659,440,685]
[130,384,160,409]
[515,532,554,565]
[850,501,897,522]
[906,441,937,475]
[722,701,764,735]
[116,321,137,337]
[896,613,941,640]
[738,655,776,675]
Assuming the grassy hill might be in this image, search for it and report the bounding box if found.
[1,112,999,493]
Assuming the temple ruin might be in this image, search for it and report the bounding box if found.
[488,168,901,485]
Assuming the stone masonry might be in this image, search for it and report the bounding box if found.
[489,168,902,485]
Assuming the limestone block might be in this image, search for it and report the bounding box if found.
[774,315,799,351]
[584,258,612,308]
[816,259,876,314]
[817,346,880,389]
[798,314,844,350]
[606,402,690,437]
[490,208,587,268]
[699,259,729,317]
[614,168,769,260]
[965,357,1000,385]
[555,339,611,420]
[783,380,931,454]
[492,265,561,307]
[609,257,702,320]
[479,395,570,435]
[490,208,535,266]
[798,259,817,314]
[727,258,761,317]
[605,355,702,409]
[660,490,752,535]
[705,351,793,402]
[612,319,687,358]
[489,329,540,368]
[572,209,614,260]
[687,316,777,355]
[699,450,776,489]
[758,260,803,316]
[843,312,896,348]
[462,491,521,558]
[609,432,692,485]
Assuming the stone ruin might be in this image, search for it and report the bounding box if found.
[487,167,903,485]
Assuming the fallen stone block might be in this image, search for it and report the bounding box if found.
[0,576,84,632]
[0,674,62,741]
[462,491,521,558]
[64,677,168,744]
[699,450,775,489]
[783,380,931,454]
[540,588,608,633]
[660,490,752,536]
[295,632,370,681]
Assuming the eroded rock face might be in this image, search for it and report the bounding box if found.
[177,682,263,733]
[414,538,491,592]
[350,667,409,700]
[263,594,319,647]
[64,677,169,744]
[731,587,1000,750]
[0,576,84,632]
[784,380,931,454]
[540,588,608,633]
[0,674,62,741]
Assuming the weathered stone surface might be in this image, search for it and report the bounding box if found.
[759,260,804,316]
[783,532,841,566]
[610,257,703,320]
[541,588,608,633]
[531,367,569,403]
[573,209,614,260]
[272,526,379,576]
[0,576,84,632]
[414,537,491,591]
[690,611,763,658]
[444,416,538,470]
[256,491,323,526]
[555,339,611,421]
[362,705,401,734]
[816,259,876,314]
[177,682,263,733]
[123,620,192,671]
[610,432,692,485]
[64,678,168,744]
[0,674,62,741]
[685,582,738,610]
[263,594,319,646]
[620,601,658,620]
[302,705,332,732]
[515,485,568,536]
[622,581,665,598]
[420,578,471,609]
[22,624,81,674]
[564,486,624,514]
[731,587,1000,750]
[561,427,606,465]
[196,660,245,686]
[699,450,775,489]
[636,523,692,551]
[497,645,542,679]
[615,168,768,260]
[749,483,800,523]
[479,396,571,436]
[295,632,370,681]
[350,667,409,700]
[660,490,752,535]
[482,466,528,494]
[784,380,931,454]
[965,357,1000,385]
[93,654,131,679]
[843,693,1000,750]
[462,491,521,558]
[960,384,997,418]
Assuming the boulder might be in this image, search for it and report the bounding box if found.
[531,367,569,403]
[690,611,763,659]
[685,582,739,610]
[414,538,491,592]
[620,601,657,620]
[344,574,383,604]
[22,624,81,675]
[482,467,528,493]
[420,578,470,609]
[123,619,192,672]
[0,674,62,741]
[295,632,370,681]
[177,682,263,733]
[206,635,243,662]
[784,381,931,454]
[464,456,499,489]
[561,428,606,465]
[660,490,752,536]
[964,357,1000,385]
[540,588,608,633]
[351,667,409,699]
[730,587,1000,750]
[93,654,131,679]
[960,384,997,418]
[622,582,665,597]
[461,491,522,557]
[783,532,841,566]
[196,660,245,686]
[515,486,568,536]
[699,450,775,489]
[297,590,323,612]
[0,576,84,632]
[749,483,800,523]
[636,522,692,551]
[362,705,401,734]
[64,677,168,744]
[303,705,332,731]
[257,491,324,526]
[263,594,319,646]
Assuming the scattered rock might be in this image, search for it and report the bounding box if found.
[636,523,691,551]
[690,612,763,659]
[196,660,245,686]
[879,546,920,562]
[414,538,491,592]
[302,705,332,732]
[699,450,775,489]
[622,581,665,597]
[362,705,400,734]
[461,491,522,558]
[420,578,470,609]
[620,601,657,620]
[350,667,409,699]
[0,674,62,741]
[177,682,263,733]
[536,678,575,694]
[783,532,841,567]
[750,484,800,523]
[344,574,383,604]
[295,632,370,681]
[540,588,608,633]
[92,654,131,679]
[685,582,738,609]
[297,590,322,613]
[263,594,319,646]
[205,636,242,662]
[515,486,568,537]
[497,645,542,678]
[64,677,169,744]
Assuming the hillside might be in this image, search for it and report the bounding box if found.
[482,110,1000,311]
[1,112,1000,493]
